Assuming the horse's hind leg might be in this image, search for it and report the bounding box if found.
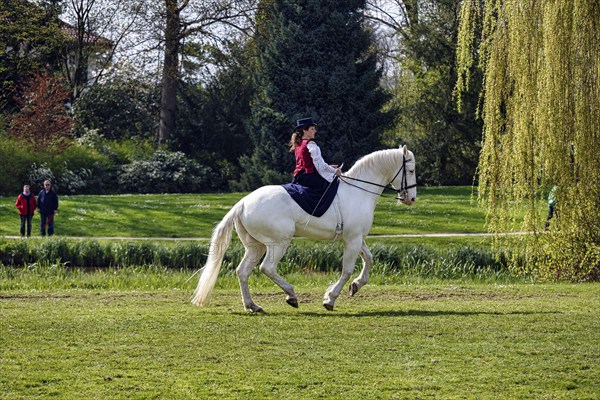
[235,222,267,312]
[236,243,266,313]
[259,242,298,308]
[349,240,373,296]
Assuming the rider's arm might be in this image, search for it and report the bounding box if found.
[307,141,338,182]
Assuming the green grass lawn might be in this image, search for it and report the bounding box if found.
[1,188,596,398]
[0,187,488,238]
[1,277,598,399]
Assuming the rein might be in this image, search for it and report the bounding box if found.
[339,157,416,200]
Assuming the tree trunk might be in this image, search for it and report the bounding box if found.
[158,0,181,144]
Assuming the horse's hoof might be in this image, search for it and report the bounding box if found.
[286,297,299,308]
[349,282,359,296]
[323,303,334,311]
[247,304,265,313]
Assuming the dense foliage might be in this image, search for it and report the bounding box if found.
[173,43,254,165]
[384,0,483,185]
[0,132,230,195]
[0,0,65,111]
[238,0,394,189]
[73,78,160,140]
[455,0,600,281]
[117,150,230,193]
[1,0,486,194]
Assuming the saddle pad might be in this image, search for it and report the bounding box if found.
[282,179,339,217]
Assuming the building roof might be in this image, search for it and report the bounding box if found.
[59,20,112,49]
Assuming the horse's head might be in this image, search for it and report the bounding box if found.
[391,145,417,205]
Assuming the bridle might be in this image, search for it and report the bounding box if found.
[339,155,417,201]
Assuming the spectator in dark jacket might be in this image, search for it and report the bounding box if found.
[15,185,36,237]
[38,180,59,236]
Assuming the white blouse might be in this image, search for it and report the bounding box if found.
[307,141,337,182]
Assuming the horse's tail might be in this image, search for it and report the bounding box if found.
[191,201,243,306]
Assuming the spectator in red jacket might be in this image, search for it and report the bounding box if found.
[15,185,36,237]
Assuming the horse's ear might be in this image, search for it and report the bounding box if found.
[402,145,408,157]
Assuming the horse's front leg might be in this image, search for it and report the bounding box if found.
[349,240,372,296]
[323,238,362,311]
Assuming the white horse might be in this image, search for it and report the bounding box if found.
[192,145,417,312]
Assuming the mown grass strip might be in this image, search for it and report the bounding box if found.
[0,187,494,238]
[1,281,598,399]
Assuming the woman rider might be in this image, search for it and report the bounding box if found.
[289,117,342,190]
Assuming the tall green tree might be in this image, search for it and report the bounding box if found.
[372,0,482,185]
[239,0,394,189]
[175,42,254,165]
[0,0,65,112]
[456,0,600,280]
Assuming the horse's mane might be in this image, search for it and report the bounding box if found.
[345,148,400,179]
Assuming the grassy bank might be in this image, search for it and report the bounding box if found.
[0,235,515,282]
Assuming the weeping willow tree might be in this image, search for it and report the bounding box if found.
[455,0,599,281]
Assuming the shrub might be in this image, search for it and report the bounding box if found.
[0,134,45,195]
[28,162,56,192]
[110,138,156,164]
[28,145,116,195]
[1,129,231,194]
[73,78,159,140]
[117,150,221,193]
[52,145,115,194]
[525,232,600,282]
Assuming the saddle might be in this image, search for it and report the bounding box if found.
[282,178,340,217]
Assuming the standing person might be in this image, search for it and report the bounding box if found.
[15,185,36,237]
[289,117,342,190]
[38,180,59,236]
[545,186,557,230]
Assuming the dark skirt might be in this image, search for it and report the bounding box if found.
[283,172,339,217]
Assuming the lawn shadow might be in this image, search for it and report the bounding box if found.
[229,309,562,318]
[296,309,562,318]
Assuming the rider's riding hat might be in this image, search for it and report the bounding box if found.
[296,117,317,129]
